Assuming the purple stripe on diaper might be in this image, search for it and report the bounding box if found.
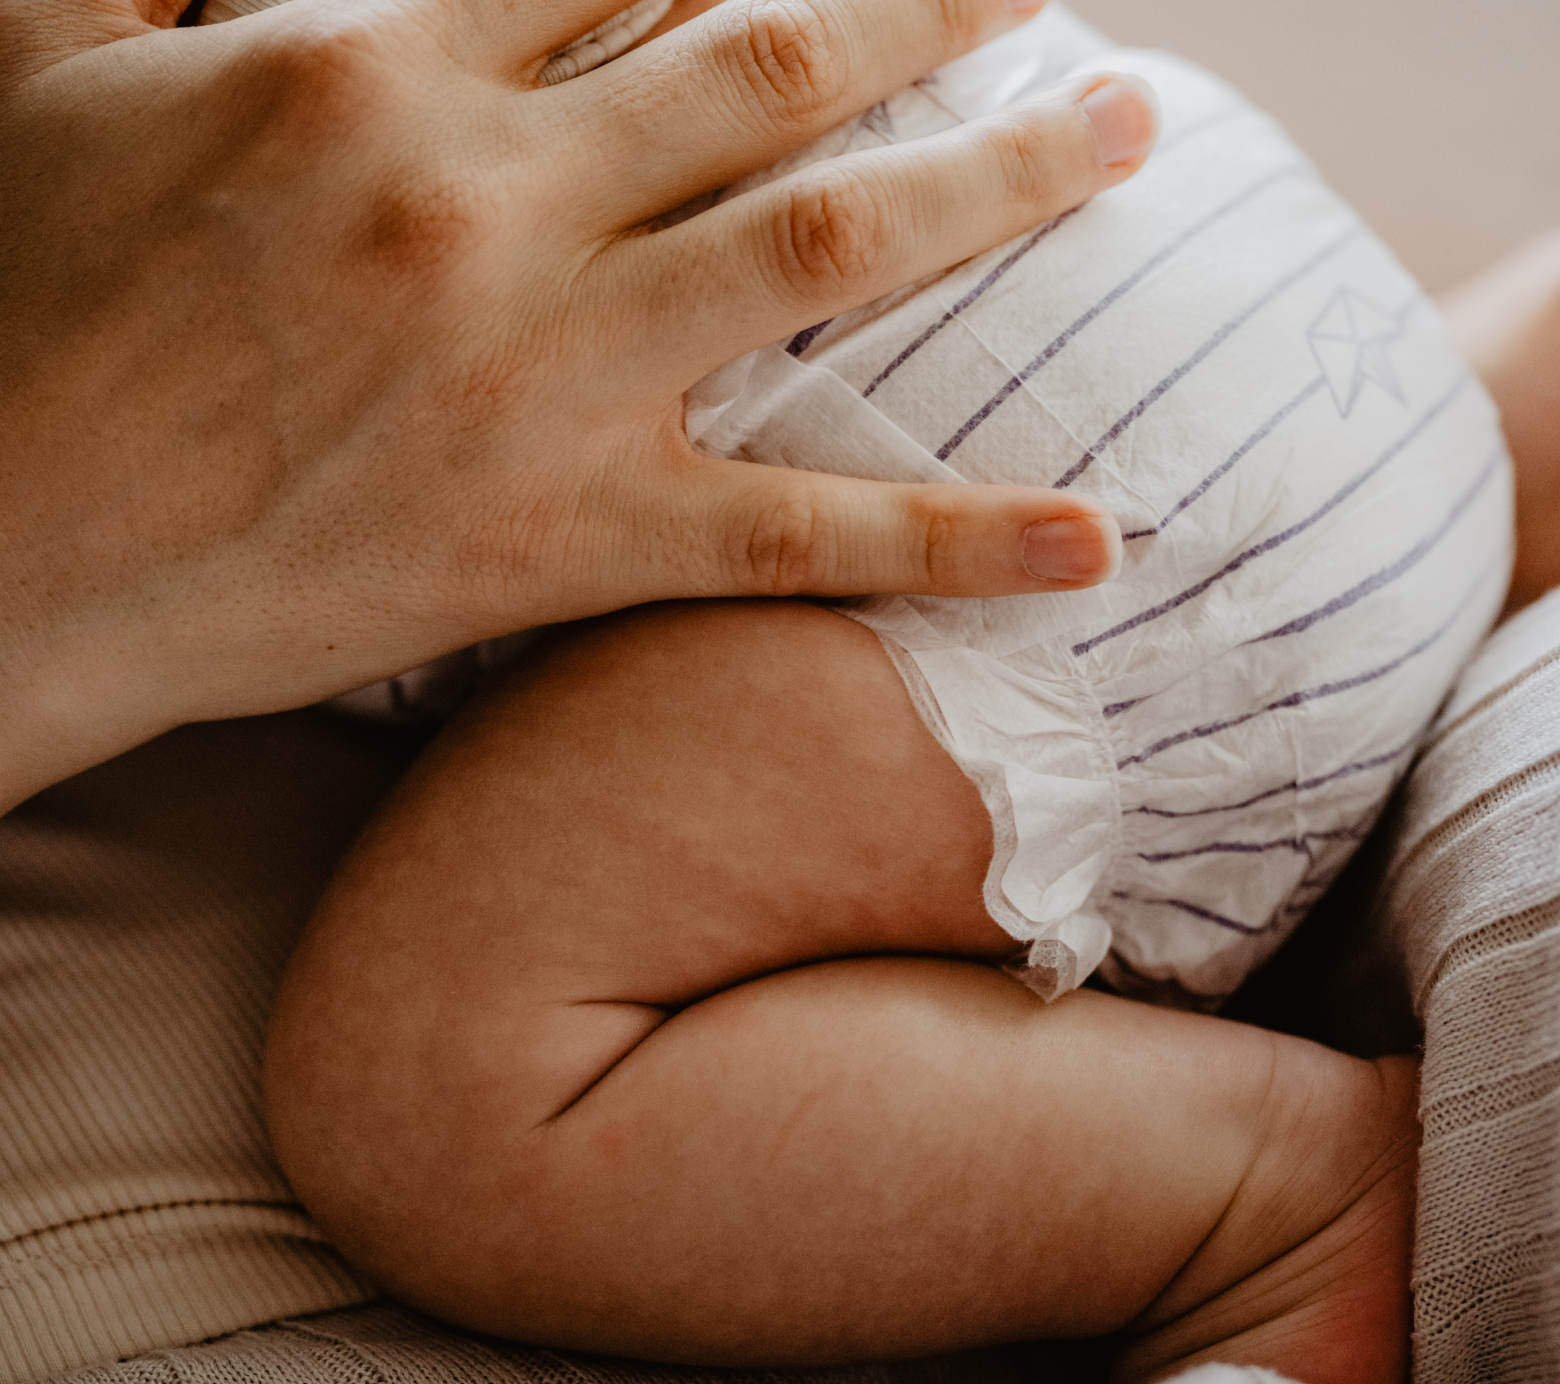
[860,213,1078,396]
[1111,802,1382,952]
[1111,891,1265,936]
[1121,376,1331,542]
[1287,807,1384,895]
[786,320,835,357]
[1072,373,1472,657]
[1126,729,1425,819]
[1128,295,1426,541]
[1113,561,1497,772]
[934,167,1304,463]
[1047,227,1361,488]
[858,107,1248,399]
[1103,699,1144,718]
[1136,824,1368,865]
[1248,445,1505,643]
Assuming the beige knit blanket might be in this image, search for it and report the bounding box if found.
[1373,587,1560,1379]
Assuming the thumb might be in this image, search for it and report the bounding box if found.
[660,453,1124,600]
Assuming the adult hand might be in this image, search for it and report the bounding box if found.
[1442,229,1560,617]
[0,0,1156,810]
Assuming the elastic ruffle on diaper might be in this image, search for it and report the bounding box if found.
[686,7,1511,1005]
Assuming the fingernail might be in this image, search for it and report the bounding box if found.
[1080,75,1159,169]
[1023,515,1121,583]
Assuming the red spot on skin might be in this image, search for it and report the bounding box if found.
[591,1121,631,1169]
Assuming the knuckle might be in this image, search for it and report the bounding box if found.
[909,493,960,587]
[359,169,503,280]
[983,109,1059,209]
[933,0,989,55]
[246,12,398,125]
[723,0,844,125]
[776,168,886,302]
[736,494,824,595]
[244,14,508,287]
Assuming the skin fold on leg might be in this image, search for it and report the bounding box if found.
[264,599,1417,1382]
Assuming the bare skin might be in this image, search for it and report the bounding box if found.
[266,600,1417,1381]
[0,0,1148,811]
[1441,228,1560,617]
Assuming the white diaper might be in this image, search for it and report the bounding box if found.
[682,7,1512,1004]
[334,5,1511,1008]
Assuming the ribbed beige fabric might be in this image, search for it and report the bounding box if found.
[43,1299,1073,1384]
[38,1298,1287,1384]
[0,714,419,1382]
[1371,586,1560,1382]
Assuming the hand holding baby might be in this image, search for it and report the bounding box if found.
[0,0,1155,812]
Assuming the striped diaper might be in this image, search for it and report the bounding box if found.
[686,6,1512,1004]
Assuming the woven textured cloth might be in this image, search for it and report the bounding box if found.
[1369,585,1560,1381]
[40,1300,1068,1384]
[0,715,418,1382]
[41,1300,1288,1384]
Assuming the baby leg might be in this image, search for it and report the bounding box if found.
[265,599,1417,1382]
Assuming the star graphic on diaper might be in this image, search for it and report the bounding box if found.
[1307,289,1407,417]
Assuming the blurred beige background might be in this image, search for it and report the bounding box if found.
[1065,0,1560,292]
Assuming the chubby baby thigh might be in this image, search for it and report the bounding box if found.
[280,600,1016,1106]
[689,12,1513,1006]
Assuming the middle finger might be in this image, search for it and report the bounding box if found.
[541,0,1050,228]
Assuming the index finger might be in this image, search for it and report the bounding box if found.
[599,74,1158,386]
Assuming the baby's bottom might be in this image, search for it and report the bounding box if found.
[265,600,1418,1383]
